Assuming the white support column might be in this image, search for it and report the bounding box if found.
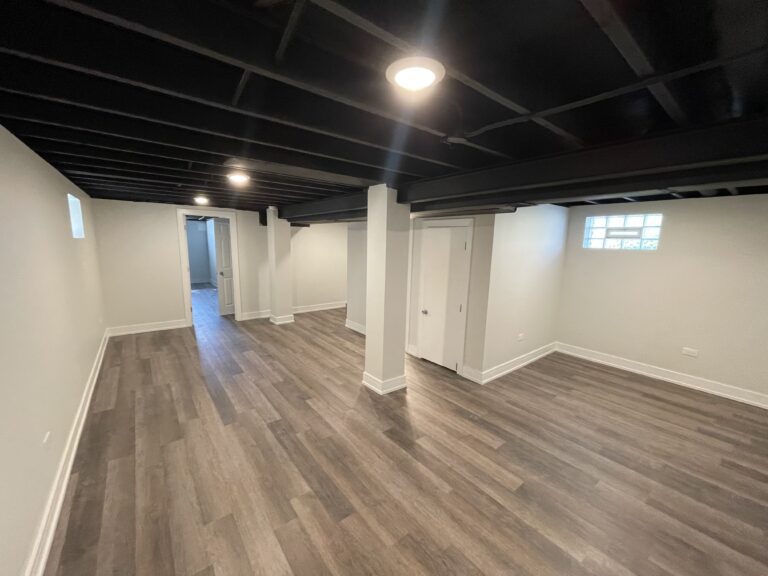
[362,184,410,394]
[267,206,294,325]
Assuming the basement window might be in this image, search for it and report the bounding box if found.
[583,213,662,250]
[67,193,85,239]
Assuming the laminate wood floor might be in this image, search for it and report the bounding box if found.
[45,294,768,576]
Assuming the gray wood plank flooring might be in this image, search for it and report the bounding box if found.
[45,290,768,575]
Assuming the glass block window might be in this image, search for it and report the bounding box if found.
[583,213,662,250]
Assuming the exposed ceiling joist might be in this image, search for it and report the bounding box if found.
[279,191,367,219]
[49,159,331,197]
[15,128,369,188]
[0,111,375,188]
[275,0,306,62]
[41,0,471,146]
[308,0,583,146]
[287,209,367,223]
[579,0,688,125]
[0,68,433,179]
[230,71,251,106]
[36,148,351,193]
[402,116,768,203]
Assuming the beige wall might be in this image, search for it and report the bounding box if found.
[483,206,568,369]
[93,200,345,327]
[346,222,367,331]
[0,127,105,575]
[558,195,768,397]
[93,200,186,327]
[291,223,348,309]
[461,215,495,373]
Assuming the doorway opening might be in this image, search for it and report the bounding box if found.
[177,208,242,327]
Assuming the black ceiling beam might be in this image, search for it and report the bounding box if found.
[401,117,768,204]
[78,186,268,211]
[579,0,688,125]
[75,181,269,205]
[34,147,353,194]
[465,44,768,138]
[278,192,367,219]
[0,104,378,188]
[71,179,286,203]
[41,0,473,148]
[0,58,437,179]
[45,158,330,198]
[308,0,582,147]
[275,0,306,62]
[18,132,362,190]
[0,4,472,172]
[286,209,367,223]
[63,171,317,200]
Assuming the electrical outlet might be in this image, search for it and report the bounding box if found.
[517,333,525,342]
[42,431,51,445]
[682,347,699,358]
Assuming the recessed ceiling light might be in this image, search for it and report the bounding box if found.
[386,56,445,92]
[227,171,250,186]
[193,195,209,205]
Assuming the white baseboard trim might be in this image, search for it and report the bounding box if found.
[461,342,558,385]
[240,309,271,321]
[241,303,346,322]
[270,314,295,325]
[106,318,188,337]
[345,318,366,335]
[362,372,407,395]
[294,301,346,314]
[555,342,768,410]
[459,365,484,384]
[24,330,109,576]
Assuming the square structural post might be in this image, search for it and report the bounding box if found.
[267,206,294,325]
[362,184,410,394]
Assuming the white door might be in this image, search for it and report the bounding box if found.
[417,223,471,371]
[214,218,235,315]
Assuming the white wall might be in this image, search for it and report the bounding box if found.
[0,127,105,575]
[186,219,211,284]
[558,195,768,400]
[93,200,187,328]
[291,223,348,310]
[93,200,346,327]
[346,222,367,332]
[93,201,273,326]
[460,215,495,373]
[483,206,568,370]
[206,219,218,288]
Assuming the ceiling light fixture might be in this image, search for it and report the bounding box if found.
[386,56,445,92]
[193,195,209,205]
[227,171,250,186]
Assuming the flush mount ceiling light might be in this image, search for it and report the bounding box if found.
[193,195,209,205]
[226,171,251,186]
[386,56,445,92]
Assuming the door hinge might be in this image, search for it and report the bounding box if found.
[464,241,467,250]
[455,362,458,371]
[459,303,462,312]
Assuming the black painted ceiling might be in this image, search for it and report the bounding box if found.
[1,0,767,211]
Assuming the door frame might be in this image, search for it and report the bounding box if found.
[408,217,474,375]
[177,207,243,325]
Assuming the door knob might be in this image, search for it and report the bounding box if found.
[219,271,224,276]
[421,309,428,315]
